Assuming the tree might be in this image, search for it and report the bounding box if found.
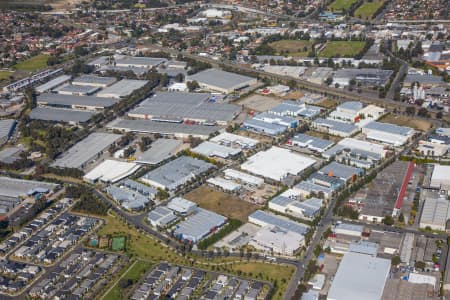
[415,261,426,270]
[391,255,401,266]
[398,212,404,223]
[382,215,394,226]
[186,80,199,92]
[405,106,415,116]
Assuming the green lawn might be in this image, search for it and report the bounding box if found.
[328,0,359,12]
[354,0,385,20]
[0,71,13,81]
[269,40,314,57]
[320,41,366,58]
[13,54,49,72]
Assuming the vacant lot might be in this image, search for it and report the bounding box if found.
[184,186,257,222]
[0,71,13,81]
[354,0,385,20]
[305,130,342,143]
[237,94,282,112]
[269,40,314,57]
[320,41,366,58]
[13,54,49,72]
[379,113,432,131]
[328,0,359,11]
[316,98,338,109]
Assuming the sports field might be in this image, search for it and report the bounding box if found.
[269,40,314,57]
[320,41,366,58]
[184,186,257,222]
[13,54,49,72]
[354,0,385,20]
[112,236,126,251]
[328,0,359,11]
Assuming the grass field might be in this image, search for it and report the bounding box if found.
[112,236,126,251]
[0,71,13,81]
[379,113,432,131]
[354,0,385,20]
[320,41,366,58]
[13,54,49,72]
[316,98,338,109]
[103,260,153,300]
[328,0,359,11]
[269,40,314,57]
[184,186,257,222]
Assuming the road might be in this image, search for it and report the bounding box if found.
[384,42,408,100]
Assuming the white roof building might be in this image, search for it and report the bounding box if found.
[430,164,450,191]
[419,196,450,231]
[206,177,242,192]
[83,160,140,183]
[210,132,259,149]
[223,169,264,187]
[192,141,241,158]
[248,226,305,256]
[167,197,197,216]
[362,121,415,147]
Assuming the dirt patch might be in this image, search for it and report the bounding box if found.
[315,98,337,109]
[379,114,432,131]
[184,186,257,222]
[305,130,342,143]
[282,90,304,100]
[237,94,282,112]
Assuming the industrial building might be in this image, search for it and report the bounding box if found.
[54,84,100,96]
[187,69,257,94]
[96,79,148,98]
[140,156,214,191]
[209,132,258,149]
[268,101,321,119]
[148,206,178,227]
[83,160,141,183]
[36,93,119,111]
[192,141,241,159]
[333,68,393,87]
[114,56,167,68]
[248,210,310,235]
[241,147,316,182]
[327,252,391,300]
[311,118,359,137]
[269,195,323,220]
[248,226,305,256]
[0,177,57,199]
[318,162,363,182]
[308,173,344,190]
[419,196,450,231]
[52,133,121,169]
[106,118,220,140]
[173,208,227,243]
[416,140,448,157]
[206,177,242,192]
[29,107,94,124]
[35,75,71,93]
[72,75,116,87]
[430,165,450,192]
[288,133,334,153]
[252,112,298,128]
[128,92,240,125]
[243,118,287,136]
[135,139,183,165]
[293,181,334,199]
[223,168,264,187]
[333,223,363,237]
[328,101,363,123]
[0,119,16,145]
[167,197,197,216]
[362,121,415,147]
[106,184,151,211]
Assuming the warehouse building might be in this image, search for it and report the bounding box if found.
[403,74,443,88]
[114,56,167,68]
[167,197,197,216]
[192,141,241,159]
[72,75,116,87]
[293,181,334,199]
[37,93,119,111]
[121,179,157,198]
[52,133,121,169]
[333,68,393,87]
[173,208,227,243]
[333,223,363,237]
[206,177,242,192]
[416,140,448,157]
[187,69,257,94]
[243,118,287,136]
[96,79,148,98]
[136,139,183,165]
[54,84,100,96]
[210,132,258,149]
[318,162,363,182]
[430,164,450,192]
[288,133,334,153]
[30,107,94,124]
[268,101,321,119]
[419,196,450,231]
[106,184,151,211]
[327,252,390,300]
[35,75,71,93]
[248,226,305,256]
[328,101,363,123]
[269,195,323,220]
[140,156,214,191]
[308,173,344,190]
[0,177,58,199]
[0,119,16,145]
[249,210,310,235]
[252,112,298,128]
[83,160,141,183]
[311,118,359,137]
[223,168,264,187]
[362,121,415,147]
[107,118,220,140]
[241,147,316,182]
[128,92,240,125]
[148,206,178,227]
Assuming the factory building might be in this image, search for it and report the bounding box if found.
[187,69,257,94]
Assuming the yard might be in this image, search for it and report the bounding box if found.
[184,186,257,222]
[0,70,13,81]
[379,113,432,131]
[269,40,314,57]
[354,0,385,20]
[13,54,49,72]
[319,41,366,58]
[328,0,359,11]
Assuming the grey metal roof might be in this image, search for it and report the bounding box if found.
[37,93,118,108]
[144,92,210,105]
[291,133,334,150]
[294,181,333,194]
[173,207,226,242]
[338,101,364,111]
[106,185,149,204]
[243,118,287,134]
[192,141,240,158]
[98,65,149,76]
[0,177,57,198]
[54,84,100,95]
[308,173,344,187]
[136,139,182,165]
[115,56,167,67]
[51,133,121,169]
[0,119,16,141]
[120,179,157,196]
[313,118,358,133]
[335,69,393,82]
[254,112,297,124]
[107,118,220,138]
[36,75,71,93]
[188,69,255,90]
[270,195,293,207]
[96,79,149,98]
[319,162,362,180]
[249,210,310,235]
[141,156,214,190]
[363,121,413,136]
[404,74,443,84]
[0,146,23,164]
[289,198,322,217]
[30,107,93,123]
[72,75,116,86]
[323,144,382,162]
